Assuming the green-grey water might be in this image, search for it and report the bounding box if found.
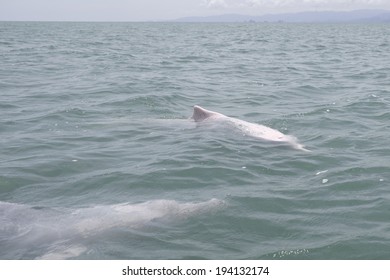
[1,22,390,259]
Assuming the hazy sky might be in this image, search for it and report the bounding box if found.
[1,0,390,21]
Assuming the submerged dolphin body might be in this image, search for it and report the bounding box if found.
[0,199,225,259]
[191,105,309,152]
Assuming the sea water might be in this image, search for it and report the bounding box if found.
[1,22,390,259]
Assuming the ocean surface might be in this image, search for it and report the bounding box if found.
[1,22,390,260]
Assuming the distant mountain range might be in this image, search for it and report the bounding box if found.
[174,10,390,23]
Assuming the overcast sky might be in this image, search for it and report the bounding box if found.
[1,0,390,21]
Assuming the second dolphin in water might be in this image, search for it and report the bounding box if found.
[191,105,310,152]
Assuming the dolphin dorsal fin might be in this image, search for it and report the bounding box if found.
[192,105,215,122]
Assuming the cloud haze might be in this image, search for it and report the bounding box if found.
[0,0,389,21]
[207,0,389,9]
[203,0,228,9]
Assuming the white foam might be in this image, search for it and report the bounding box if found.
[316,170,328,176]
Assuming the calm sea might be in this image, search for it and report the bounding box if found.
[1,22,389,259]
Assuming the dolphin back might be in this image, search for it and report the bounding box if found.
[192,105,221,122]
